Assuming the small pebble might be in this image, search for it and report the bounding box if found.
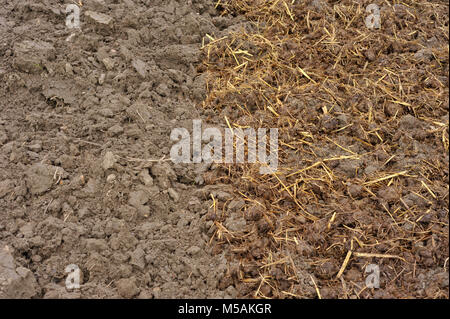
[107,174,116,183]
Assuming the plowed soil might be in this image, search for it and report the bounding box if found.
[0,0,448,299]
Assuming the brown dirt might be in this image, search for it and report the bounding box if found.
[0,0,247,299]
[0,0,448,299]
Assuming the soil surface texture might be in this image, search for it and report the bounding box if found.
[0,0,448,299]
